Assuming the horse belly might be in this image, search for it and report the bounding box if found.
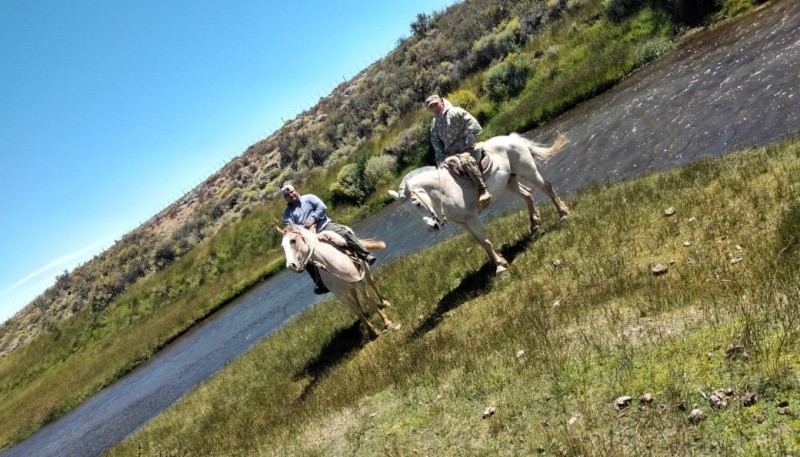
[486,169,511,198]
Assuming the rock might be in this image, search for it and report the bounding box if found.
[664,206,676,216]
[730,256,743,264]
[615,396,633,410]
[710,388,735,409]
[688,408,707,423]
[652,264,669,275]
[482,406,496,419]
[640,393,654,404]
[516,350,525,358]
[551,259,563,267]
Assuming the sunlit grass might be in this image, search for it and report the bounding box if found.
[108,137,800,456]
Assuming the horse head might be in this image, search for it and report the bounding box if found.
[388,171,446,232]
[276,225,314,272]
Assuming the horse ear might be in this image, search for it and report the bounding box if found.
[388,190,402,201]
[275,226,286,235]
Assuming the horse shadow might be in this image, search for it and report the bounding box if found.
[294,320,369,400]
[410,232,537,339]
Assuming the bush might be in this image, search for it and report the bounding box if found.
[605,0,648,23]
[658,0,722,26]
[364,155,397,188]
[633,37,675,66]
[329,164,365,204]
[485,53,531,102]
[447,89,479,111]
[329,150,375,205]
[385,122,432,169]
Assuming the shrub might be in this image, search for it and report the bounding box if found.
[385,122,432,169]
[364,155,397,188]
[633,37,675,66]
[605,0,648,23]
[485,53,531,102]
[447,89,479,111]
[329,151,374,205]
[329,164,365,204]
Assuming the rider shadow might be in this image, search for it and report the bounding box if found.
[410,232,537,339]
[294,320,368,400]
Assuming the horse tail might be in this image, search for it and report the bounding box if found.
[361,239,387,251]
[512,131,568,162]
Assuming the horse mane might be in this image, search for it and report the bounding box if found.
[399,165,437,194]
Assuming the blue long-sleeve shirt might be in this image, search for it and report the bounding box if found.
[283,194,331,232]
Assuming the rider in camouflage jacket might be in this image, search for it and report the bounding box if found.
[426,95,492,206]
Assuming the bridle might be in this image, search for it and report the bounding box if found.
[410,187,446,229]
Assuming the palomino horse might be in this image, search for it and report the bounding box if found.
[277,225,399,338]
[388,133,569,274]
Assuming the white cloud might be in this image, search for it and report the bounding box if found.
[0,241,110,322]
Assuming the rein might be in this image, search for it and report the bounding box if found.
[410,186,446,228]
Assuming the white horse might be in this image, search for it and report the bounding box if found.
[277,225,399,338]
[388,133,569,274]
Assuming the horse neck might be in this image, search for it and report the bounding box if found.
[309,241,360,277]
[416,168,454,201]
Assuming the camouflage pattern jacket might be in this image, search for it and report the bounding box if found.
[430,99,483,165]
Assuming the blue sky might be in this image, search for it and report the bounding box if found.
[0,0,454,324]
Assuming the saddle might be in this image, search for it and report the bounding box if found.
[443,145,492,177]
[316,232,365,266]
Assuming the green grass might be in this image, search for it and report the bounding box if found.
[107,137,800,456]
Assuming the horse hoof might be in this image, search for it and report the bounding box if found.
[496,265,509,275]
[386,322,401,331]
[379,300,392,309]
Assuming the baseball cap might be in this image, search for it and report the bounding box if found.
[425,95,441,107]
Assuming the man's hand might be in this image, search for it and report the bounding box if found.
[304,219,316,232]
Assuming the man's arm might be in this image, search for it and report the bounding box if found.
[431,122,445,165]
[306,195,328,228]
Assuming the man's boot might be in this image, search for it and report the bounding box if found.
[305,264,329,294]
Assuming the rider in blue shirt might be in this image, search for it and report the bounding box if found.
[281,184,376,294]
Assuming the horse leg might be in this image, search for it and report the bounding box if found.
[363,266,392,309]
[526,169,570,220]
[462,216,509,273]
[345,289,380,338]
[509,176,542,233]
[359,282,399,331]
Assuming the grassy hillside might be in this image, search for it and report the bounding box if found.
[0,0,768,451]
[109,137,800,455]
